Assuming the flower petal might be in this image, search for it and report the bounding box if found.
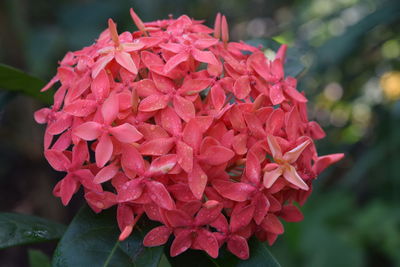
[139,137,175,156]
[263,167,283,189]
[282,165,309,190]
[233,75,251,99]
[164,51,189,73]
[94,163,119,184]
[109,123,143,143]
[199,145,235,165]
[138,94,169,112]
[191,48,219,65]
[73,121,102,141]
[115,51,138,74]
[283,139,311,163]
[188,162,208,200]
[173,95,195,122]
[170,229,192,257]
[212,180,255,202]
[176,140,194,173]
[146,181,176,210]
[143,226,172,247]
[102,92,119,125]
[227,235,249,260]
[95,133,113,168]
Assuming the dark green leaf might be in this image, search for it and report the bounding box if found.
[0,63,53,104]
[52,205,165,267]
[167,238,280,267]
[245,38,306,78]
[29,249,51,267]
[0,213,66,249]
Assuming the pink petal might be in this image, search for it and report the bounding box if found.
[115,51,138,74]
[267,108,284,135]
[64,99,97,117]
[230,204,255,233]
[121,144,145,175]
[210,84,226,110]
[308,121,326,140]
[47,113,72,135]
[93,163,119,184]
[212,180,255,202]
[133,79,158,97]
[73,169,102,192]
[139,137,175,156]
[244,113,266,139]
[266,135,283,160]
[58,175,79,206]
[282,165,309,190]
[263,167,283,189]
[34,108,50,124]
[232,134,247,155]
[164,51,189,73]
[151,72,175,94]
[312,153,344,175]
[85,191,117,212]
[233,75,251,99]
[227,235,249,260]
[173,95,195,122]
[138,94,169,112]
[245,151,261,185]
[279,205,304,222]
[179,78,212,96]
[188,162,208,200]
[95,133,113,168]
[148,154,177,175]
[160,106,182,136]
[91,69,110,100]
[143,226,172,247]
[73,121,102,141]
[196,229,219,258]
[165,209,193,228]
[44,149,71,172]
[199,145,235,165]
[194,38,219,49]
[92,53,114,78]
[261,213,284,234]
[286,86,307,103]
[170,229,193,257]
[117,204,135,231]
[109,123,143,143]
[117,178,144,202]
[253,194,270,225]
[194,201,223,226]
[191,48,219,65]
[102,92,119,125]
[176,141,194,173]
[283,140,311,163]
[146,181,176,210]
[269,84,285,105]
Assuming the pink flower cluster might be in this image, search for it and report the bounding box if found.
[34,10,343,259]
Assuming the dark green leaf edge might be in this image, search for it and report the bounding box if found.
[0,212,66,250]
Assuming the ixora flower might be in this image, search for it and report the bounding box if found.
[34,9,344,260]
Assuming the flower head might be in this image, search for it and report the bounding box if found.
[35,10,343,260]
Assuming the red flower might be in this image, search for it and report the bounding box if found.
[35,9,344,260]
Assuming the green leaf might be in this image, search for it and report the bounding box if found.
[28,249,51,267]
[245,38,306,78]
[167,238,280,267]
[0,213,66,249]
[0,63,53,104]
[52,205,165,267]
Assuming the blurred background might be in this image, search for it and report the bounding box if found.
[0,0,399,266]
